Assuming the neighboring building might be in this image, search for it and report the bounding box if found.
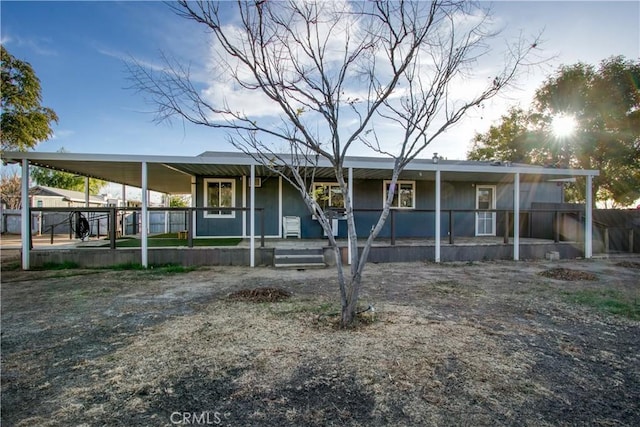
[30,185,106,208]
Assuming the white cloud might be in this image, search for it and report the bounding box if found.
[3,34,57,56]
[51,129,75,140]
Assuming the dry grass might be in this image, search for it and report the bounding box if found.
[537,267,598,281]
[2,258,639,426]
[227,287,292,303]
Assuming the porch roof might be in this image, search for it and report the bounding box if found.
[2,150,599,194]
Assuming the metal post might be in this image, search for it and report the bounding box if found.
[250,163,255,267]
[554,211,560,243]
[435,169,441,263]
[449,210,454,245]
[141,162,149,268]
[20,159,30,269]
[603,228,609,254]
[187,208,193,248]
[260,209,265,248]
[242,175,247,238]
[278,176,283,238]
[110,208,117,250]
[390,209,396,246]
[585,175,593,258]
[513,172,520,261]
[629,229,634,253]
[504,211,509,244]
[84,177,90,208]
[348,167,353,265]
[121,186,126,236]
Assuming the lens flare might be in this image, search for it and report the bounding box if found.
[551,114,577,138]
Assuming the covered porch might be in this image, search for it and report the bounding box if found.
[1,151,599,269]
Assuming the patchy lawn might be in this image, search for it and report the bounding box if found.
[1,257,639,426]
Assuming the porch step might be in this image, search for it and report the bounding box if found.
[274,248,326,269]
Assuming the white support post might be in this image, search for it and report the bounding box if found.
[435,169,441,263]
[278,176,283,238]
[190,177,196,207]
[141,161,149,268]
[84,177,90,207]
[513,172,520,261]
[190,177,196,239]
[585,175,593,258]
[20,159,30,270]
[121,184,126,236]
[348,167,353,265]
[242,175,247,238]
[250,164,256,267]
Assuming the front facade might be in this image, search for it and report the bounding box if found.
[193,168,565,241]
[1,150,599,269]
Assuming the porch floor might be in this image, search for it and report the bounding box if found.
[237,236,572,249]
[0,234,575,251]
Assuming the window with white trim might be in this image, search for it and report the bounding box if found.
[312,182,345,211]
[383,180,415,209]
[204,178,235,218]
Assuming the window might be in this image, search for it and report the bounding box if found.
[475,185,496,236]
[204,179,235,218]
[313,182,345,211]
[383,180,415,209]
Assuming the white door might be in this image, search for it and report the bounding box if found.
[476,186,496,236]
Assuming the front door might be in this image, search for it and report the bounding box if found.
[476,185,496,236]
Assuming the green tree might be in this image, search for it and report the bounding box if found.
[30,149,106,194]
[467,107,540,163]
[168,195,189,207]
[468,56,640,206]
[1,46,58,151]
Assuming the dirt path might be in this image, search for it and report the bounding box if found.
[2,258,639,426]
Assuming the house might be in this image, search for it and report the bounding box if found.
[30,185,107,208]
[1,150,599,269]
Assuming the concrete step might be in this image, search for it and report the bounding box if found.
[274,248,326,268]
[274,248,324,256]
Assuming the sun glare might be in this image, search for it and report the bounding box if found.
[551,114,577,138]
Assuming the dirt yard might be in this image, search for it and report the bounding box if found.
[1,254,639,426]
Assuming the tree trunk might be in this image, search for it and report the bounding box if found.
[341,291,359,327]
[340,269,363,328]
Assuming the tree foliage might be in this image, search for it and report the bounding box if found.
[132,0,539,326]
[168,195,189,207]
[1,46,58,151]
[469,56,640,206]
[30,167,106,195]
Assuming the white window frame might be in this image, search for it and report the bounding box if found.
[204,178,236,218]
[383,180,416,209]
[312,182,345,210]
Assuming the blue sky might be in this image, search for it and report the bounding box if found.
[2,1,639,161]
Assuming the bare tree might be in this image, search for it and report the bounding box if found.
[130,0,541,327]
[1,171,22,209]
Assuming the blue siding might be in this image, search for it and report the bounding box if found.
[195,176,243,237]
[194,173,563,239]
[251,176,280,236]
